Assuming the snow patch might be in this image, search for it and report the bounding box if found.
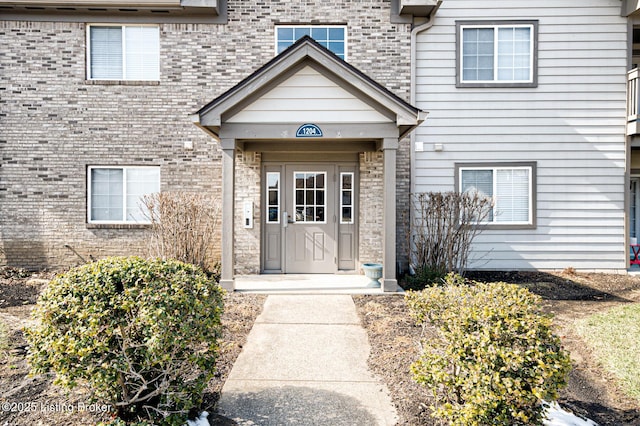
[544,401,599,426]
[186,411,209,426]
[184,403,597,426]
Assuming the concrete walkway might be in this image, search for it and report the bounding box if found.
[216,295,398,425]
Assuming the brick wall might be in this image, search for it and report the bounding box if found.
[358,152,385,267]
[0,0,412,271]
[234,151,261,275]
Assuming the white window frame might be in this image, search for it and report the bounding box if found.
[458,164,534,226]
[340,172,354,224]
[293,171,328,224]
[266,172,281,224]
[86,24,160,81]
[275,25,348,60]
[87,166,160,224]
[457,21,537,88]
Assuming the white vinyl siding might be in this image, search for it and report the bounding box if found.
[227,66,391,123]
[88,25,159,80]
[413,0,627,270]
[88,166,160,224]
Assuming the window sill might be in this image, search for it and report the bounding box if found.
[85,80,160,86]
[477,223,536,231]
[456,82,538,89]
[87,223,151,230]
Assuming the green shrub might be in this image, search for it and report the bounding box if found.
[26,257,224,424]
[406,273,571,426]
[402,265,447,291]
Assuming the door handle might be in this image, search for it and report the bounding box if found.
[283,212,293,227]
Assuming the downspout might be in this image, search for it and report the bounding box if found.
[409,2,441,195]
[408,4,441,274]
[410,4,441,104]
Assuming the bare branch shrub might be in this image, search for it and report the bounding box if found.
[142,192,220,273]
[409,191,492,278]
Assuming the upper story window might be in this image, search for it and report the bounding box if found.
[276,25,347,60]
[88,166,160,224]
[457,162,536,228]
[87,25,160,81]
[457,21,538,88]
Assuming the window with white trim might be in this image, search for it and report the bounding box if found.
[87,25,160,80]
[266,172,280,224]
[458,164,533,225]
[276,25,346,60]
[340,172,354,224]
[457,21,537,87]
[294,172,326,223]
[88,166,160,223]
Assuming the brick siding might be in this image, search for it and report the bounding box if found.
[0,0,412,271]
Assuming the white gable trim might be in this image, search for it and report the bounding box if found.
[194,37,426,139]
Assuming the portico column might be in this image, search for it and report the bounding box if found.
[382,137,398,292]
[220,139,236,291]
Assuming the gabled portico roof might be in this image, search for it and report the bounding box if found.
[193,36,426,140]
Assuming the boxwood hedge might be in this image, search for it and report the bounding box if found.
[26,256,224,425]
[406,274,571,425]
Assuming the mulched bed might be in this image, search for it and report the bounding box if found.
[354,270,640,426]
[353,294,433,425]
[4,266,640,425]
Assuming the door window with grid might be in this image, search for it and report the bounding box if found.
[266,172,280,224]
[340,172,354,224]
[294,172,326,223]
